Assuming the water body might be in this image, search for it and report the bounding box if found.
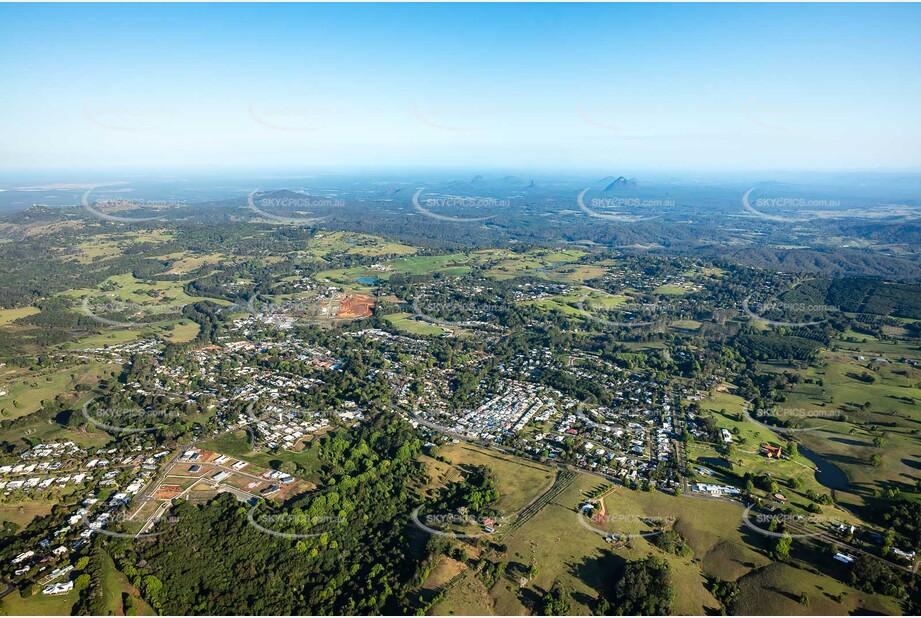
[798,445,850,491]
[356,277,377,284]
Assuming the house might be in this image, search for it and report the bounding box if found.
[773,492,788,504]
[834,553,856,564]
[762,444,782,459]
[42,581,74,595]
[12,551,34,564]
[211,471,230,482]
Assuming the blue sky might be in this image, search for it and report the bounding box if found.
[1,3,919,173]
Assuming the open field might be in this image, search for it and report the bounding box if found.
[98,548,157,616]
[200,430,325,485]
[0,307,40,326]
[0,588,77,616]
[0,361,119,420]
[384,312,448,336]
[432,464,899,616]
[433,442,555,515]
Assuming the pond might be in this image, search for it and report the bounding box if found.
[798,444,850,492]
[355,277,377,285]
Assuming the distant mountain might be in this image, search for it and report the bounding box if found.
[603,176,637,192]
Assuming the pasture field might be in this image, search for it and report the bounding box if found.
[384,312,448,336]
[155,251,227,274]
[434,442,555,515]
[0,307,40,326]
[0,588,77,616]
[0,500,55,529]
[200,429,325,485]
[306,231,418,259]
[430,463,897,616]
[763,346,921,505]
[158,320,201,343]
[0,361,118,420]
[98,549,157,616]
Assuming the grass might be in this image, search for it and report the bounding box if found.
[200,430,325,484]
[158,320,200,343]
[0,588,78,616]
[763,346,921,509]
[0,500,54,529]
[0,307,40,326]
[433,443,555,515]
[384,312,448,336]
[733,560,900,615]
[98,548,156,615]
[0,362,117,420]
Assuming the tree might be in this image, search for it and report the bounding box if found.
[773,535,792,561]
[538,581,572,615]
[609,556,674,615]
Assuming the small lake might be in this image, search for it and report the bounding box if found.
[355,277,377,285]
[798,445,850,492]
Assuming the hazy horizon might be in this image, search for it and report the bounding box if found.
[2,3,920,173]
